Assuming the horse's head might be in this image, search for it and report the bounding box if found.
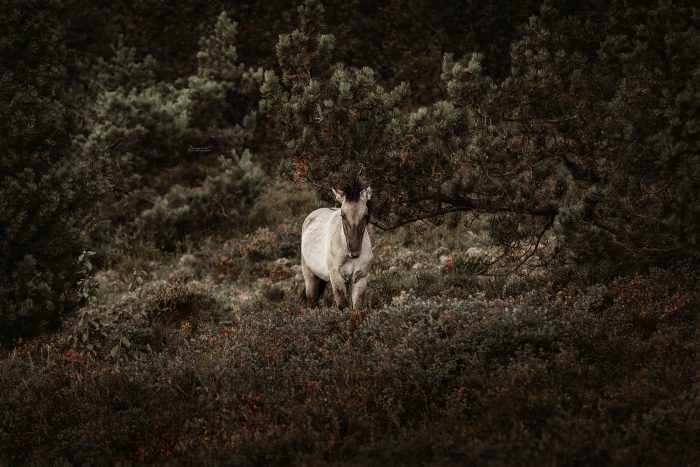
[332,186,372,258]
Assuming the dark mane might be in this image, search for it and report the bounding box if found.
[343,179,364,202]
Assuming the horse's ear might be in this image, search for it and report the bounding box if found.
[361,186,372,201]
[332,188,345,203]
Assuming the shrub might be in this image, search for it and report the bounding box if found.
[75,11,263,227]
[3,267,698,465]
[61,1,540,105]
[0,0,108,339]
[240,225,300,262]
[247,179,319,227]
[135,151,266,249]
[69,278,217,360]
[142,279,215,322]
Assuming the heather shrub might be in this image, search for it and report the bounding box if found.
[240,225,300,262]
[364,266,507,309]
[200,224,302,283]
[69,277,218,360]
[3,268,698,464]
[142,279,217,323]
[248,179,319,227]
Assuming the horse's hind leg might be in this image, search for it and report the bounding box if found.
[301,256,322,307]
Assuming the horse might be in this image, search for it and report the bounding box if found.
[301,185,373,309]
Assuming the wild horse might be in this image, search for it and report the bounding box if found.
[301,185,373,309]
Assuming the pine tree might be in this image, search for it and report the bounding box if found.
[75,12,265,235]
[0,0,108,338]
[62,1,540,106]
[263,0,700,268]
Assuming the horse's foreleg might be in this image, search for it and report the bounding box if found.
[351,273,368,309]
[329,268,349,310]
[301,257,321,307]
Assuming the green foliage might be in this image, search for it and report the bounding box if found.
[264,0,700,267]
[88,35,158,93]
[236,225,300,262]
[248,179,320,227]
[260,1,410,206]
[61,1,540,104]
[498,0,700,261]
[0,0,108,338]
[207,224,301,281]
[655,64,700,247]
[135,151,266,249]
[75,11,264,228]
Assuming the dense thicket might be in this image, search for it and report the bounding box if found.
[0,0,107,339]
[262,0,700,268]
[59,0,539,105]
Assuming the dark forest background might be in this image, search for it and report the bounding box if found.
[1,0,699,464]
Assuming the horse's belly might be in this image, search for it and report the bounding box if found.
[305,251,330,281]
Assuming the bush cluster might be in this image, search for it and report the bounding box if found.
[207,224,301,281]
[1,263,697,465]
[3,1,699,463]
[69,277,218,361]
[135,151,266,249]
[75,12,264,229]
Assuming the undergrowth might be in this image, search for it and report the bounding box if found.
[1,215,698,465]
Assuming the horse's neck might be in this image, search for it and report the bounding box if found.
[328,210,345,250]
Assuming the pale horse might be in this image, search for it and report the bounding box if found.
[301,186,373,309]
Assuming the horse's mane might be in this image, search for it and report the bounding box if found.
[342,179,364,202]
